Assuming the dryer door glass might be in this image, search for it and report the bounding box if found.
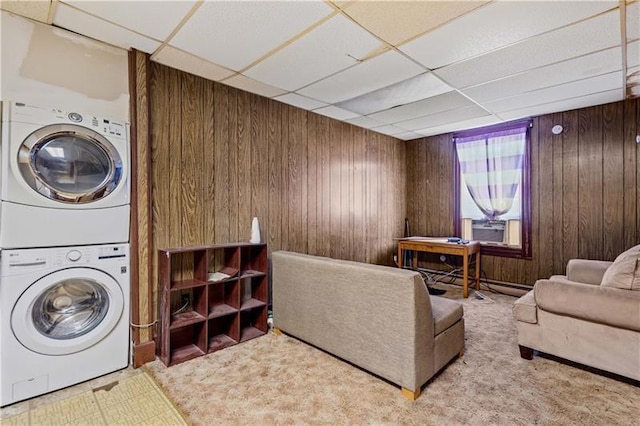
[31,279,110,340]
[18,124,123,203]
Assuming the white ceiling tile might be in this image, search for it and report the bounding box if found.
[343,1,486,46]
[394,131,424,141]
[368,91,473,125]
[170,1,333,71]
[371,125,405,136]
[223,74,287,98]
[337,72,453,115]
[463,47,622,102]
[414,115,503,138]
[273,93,327,111]
[483,71,623,114]
[1,0,51,23]
[435,10,621,89]
[152,46,234,81]
[497,89,624,121]
[628,40,640,67]
[314,105,360,121]
[53,3,160,53]
[400,0,617,69]
[396,105,490,131]
[63,0,196,40]
[345,115,384,129]
[627,1,639,41]
[298,51,425,104]
[244,14,381,91]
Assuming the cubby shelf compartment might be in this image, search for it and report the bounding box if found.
[159,243,268,366]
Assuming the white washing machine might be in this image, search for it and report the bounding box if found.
[0,243,130,407]
[0,101,130,248]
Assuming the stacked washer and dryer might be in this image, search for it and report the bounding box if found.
[0,102,131,406]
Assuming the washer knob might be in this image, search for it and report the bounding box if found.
[67,250,82,262]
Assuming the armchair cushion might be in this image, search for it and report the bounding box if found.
[565,259,613,285]
[512,290,537,324]
[534,279,640,332]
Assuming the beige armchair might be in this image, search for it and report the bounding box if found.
[513,245,640,380]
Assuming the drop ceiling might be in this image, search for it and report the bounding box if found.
[3,0,638,140]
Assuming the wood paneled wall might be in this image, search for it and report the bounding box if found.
[406,99,639,286]
[144,62,406,337]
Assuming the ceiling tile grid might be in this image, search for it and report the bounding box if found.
[169,0,333,71]
[400,0,617,70]
[62,0,196,40]
[461,47,622,103]
[9,0,634,142]
[297,50,425,104]
[273,93,327,111]
[434,10,621,90]
[53,3,160,53]
[243,14,382,91]
[152,46,234,82]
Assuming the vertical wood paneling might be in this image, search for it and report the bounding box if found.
[268,100,282,254]
[623,99,638,250]
[237,90,252,242]
[602,102,624,259]
[135,60,403,350]
[551,113,564,275]
[577,106,603,260]
[561,110,579,266]
[319,116,331,258]
[214,84,229,244]
[366,130,379,263]
[406,100,639,286]
[280,105,289,251]
[330,120,342,259]
[203,80,216,244]
[149,61,170,334]
[227,89,239,242]
[537,114,554,279]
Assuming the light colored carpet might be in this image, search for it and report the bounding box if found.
[145,285,640,425]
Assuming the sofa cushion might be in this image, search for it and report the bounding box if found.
[431,296,463,335]
[535,279,640,332]
[601,250,640,291]
[565,259,613,285]
[513,290,537,324]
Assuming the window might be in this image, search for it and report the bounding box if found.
[453,119,532,258]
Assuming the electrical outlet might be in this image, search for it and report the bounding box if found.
[440,255,447,263]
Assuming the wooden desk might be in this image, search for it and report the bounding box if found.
[397,238,481,298]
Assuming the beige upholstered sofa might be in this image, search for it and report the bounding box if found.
[513,245,640,380]
[272,251,465,400]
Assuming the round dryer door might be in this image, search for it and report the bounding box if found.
[11,268,125,356]
[18,123,123,203]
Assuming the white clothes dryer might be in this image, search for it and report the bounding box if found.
[0,243,130,407]
[0,101,130,248]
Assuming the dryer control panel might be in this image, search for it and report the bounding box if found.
[7,102,127,140]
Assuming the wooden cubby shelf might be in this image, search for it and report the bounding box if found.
[158,242,268,366]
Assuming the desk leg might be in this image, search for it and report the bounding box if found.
[475,251,481,290]
[397,247,403,268]
[462,253,469,298]
[412,251,418,269]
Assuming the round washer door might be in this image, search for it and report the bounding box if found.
[11,268,124,356]
[18,123,123,203]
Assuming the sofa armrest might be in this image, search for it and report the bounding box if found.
[566,259,613,285]
[534,279,640,332]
